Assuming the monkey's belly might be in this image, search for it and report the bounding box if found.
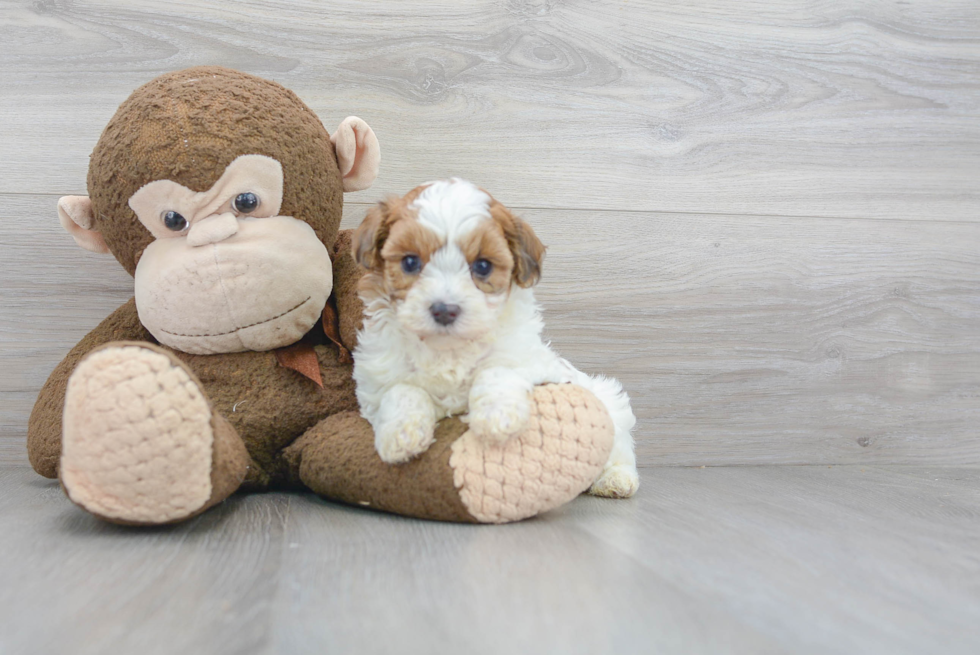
[177,344,358,481]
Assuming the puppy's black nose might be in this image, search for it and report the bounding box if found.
[430,302,461,326]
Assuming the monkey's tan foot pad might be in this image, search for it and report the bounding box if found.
[61,344,214,524]
[450,384,614,524]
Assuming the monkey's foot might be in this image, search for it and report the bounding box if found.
[449,384,614,523]
[61,343,217,524]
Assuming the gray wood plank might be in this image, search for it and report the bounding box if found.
[268,494,780,655]
[531,207,980,467]
[1,467,977,655]
[4,195,978,467]
[0,394,32,467]
[2,0,978,219]
[569,466,980,655]
[0,469,287,655]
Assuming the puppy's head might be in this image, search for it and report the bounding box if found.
[353,178,545,341]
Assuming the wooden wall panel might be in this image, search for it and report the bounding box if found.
[4,196,977,466]
[1,0,978,467]
[2,0,978,219]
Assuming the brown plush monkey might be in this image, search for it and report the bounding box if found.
[27,67,614,525]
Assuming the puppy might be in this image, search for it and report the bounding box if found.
[351,178,638,498]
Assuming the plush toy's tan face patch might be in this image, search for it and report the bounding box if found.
[128,155,284,241]
[131,155,332,354]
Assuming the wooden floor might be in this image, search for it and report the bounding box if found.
[3,0,980,467]
[0,466,977,655]
[1,1,979,652]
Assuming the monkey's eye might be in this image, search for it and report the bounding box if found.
[471,258,493,278]
[163,210,188,232]
[234,192,259,214]
[401,255,422,274]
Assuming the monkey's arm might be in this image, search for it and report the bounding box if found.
[331,229,366,352]
[27,298,153,478]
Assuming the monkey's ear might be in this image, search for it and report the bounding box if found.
[58,196,110,254]
[352,201,391,270]
[331,116,380,192]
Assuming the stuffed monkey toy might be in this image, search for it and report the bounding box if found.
[27,67,614,525]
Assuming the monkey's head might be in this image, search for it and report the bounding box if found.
[58,67,380,355]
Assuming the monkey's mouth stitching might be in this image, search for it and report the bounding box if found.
[158,296,312,337]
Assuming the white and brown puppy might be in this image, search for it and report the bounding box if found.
[351,178,638,497]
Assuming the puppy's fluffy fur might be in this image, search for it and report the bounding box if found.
[351,179,638,498]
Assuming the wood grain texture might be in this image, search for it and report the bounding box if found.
[1,0,978,219]
[570,465,980,655]
[3,3,979,653]
[530,206,980,466]
[0,469,288,655]
[268,490,779,655]
[4,0,979,467]
[1,466,977,655]
[4,195,978,466]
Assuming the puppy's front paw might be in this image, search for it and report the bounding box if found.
[588,462,640,498]
[466,390,531,445]
[375,414,436,464]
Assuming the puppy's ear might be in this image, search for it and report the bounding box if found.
[352,200,392,270]
[490,201,546,288]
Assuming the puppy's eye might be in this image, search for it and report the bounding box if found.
[234,192,259,213]
[471,258,493,278]
[401,255,422,274]
[163,210,188,232]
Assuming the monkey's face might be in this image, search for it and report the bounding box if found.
[57,67,381,355]
[128,155,331,354]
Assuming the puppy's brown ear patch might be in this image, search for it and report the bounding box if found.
[352,201,392,270]
[490,201,546,288]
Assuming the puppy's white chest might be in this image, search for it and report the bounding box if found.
[403,343,490,416]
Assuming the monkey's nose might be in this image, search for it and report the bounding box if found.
[187,212,239,247]
[430,302,461,326]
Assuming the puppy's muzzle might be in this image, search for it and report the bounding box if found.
[430,302,461,326]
